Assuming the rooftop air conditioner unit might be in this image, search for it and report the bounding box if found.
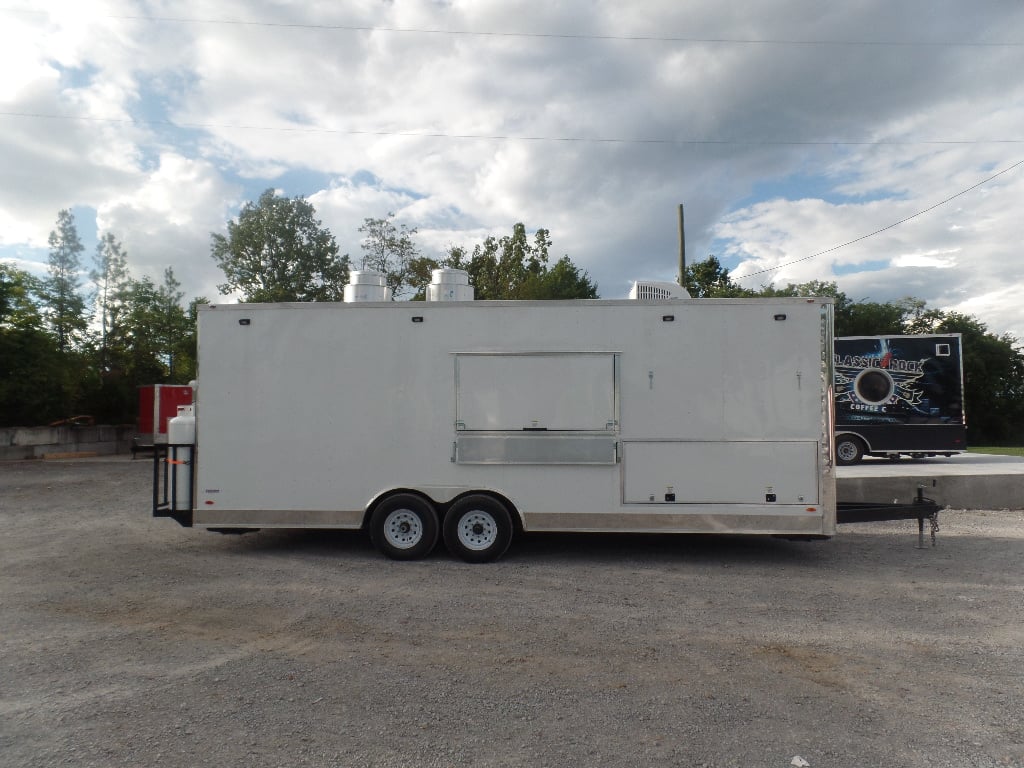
[628,281,690,300]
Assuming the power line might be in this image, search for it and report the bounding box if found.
[734,159,1024,282]
[2,7,1022,47]
[1,110,1022,147]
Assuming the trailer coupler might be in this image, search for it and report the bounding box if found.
[836,486,941,547]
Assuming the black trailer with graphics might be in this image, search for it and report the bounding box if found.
[834,334,966,465]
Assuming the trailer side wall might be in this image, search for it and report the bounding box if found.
[193,299,836,536]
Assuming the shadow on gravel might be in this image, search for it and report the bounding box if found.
[514,531,834,566]
[202,528,377,559]
[187,518,965,571]
[201,527,837,567]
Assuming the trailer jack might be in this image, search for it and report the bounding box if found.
[836,485,942,547]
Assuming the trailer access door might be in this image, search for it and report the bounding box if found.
[622,440,820,505]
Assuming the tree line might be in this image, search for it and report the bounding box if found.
[209,189,598,303]
[2,190,1021,444]
[1,210,200,428]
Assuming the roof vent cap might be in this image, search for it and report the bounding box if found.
[344,270,393,302]
[427,268,474,302]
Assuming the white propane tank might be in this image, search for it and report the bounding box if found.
[426,268,474,301]
[167,405,195,512]
[343,270,393,302]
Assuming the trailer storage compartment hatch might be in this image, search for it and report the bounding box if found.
[622,440,819,505]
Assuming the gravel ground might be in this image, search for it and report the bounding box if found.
[1,456,1022,768]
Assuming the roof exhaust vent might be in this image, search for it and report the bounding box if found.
[343,270,392,303]
[629,280,690,300]
[427,268,474,302]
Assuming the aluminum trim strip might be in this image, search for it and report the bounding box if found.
[455,434,618,465]
[522,510,828,534]
[193,508,364,528]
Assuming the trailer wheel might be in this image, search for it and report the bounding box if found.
[443,495,514,563]
[835,435,865,465]
[369,494,439,560]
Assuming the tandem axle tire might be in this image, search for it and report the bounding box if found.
[443,495,514,563]
[369,493,440,560]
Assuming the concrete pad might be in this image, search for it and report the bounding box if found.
[837,452,1024,510]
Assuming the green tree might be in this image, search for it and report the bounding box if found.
[40,209,90,352]
[153,267,190,380]
[121,276,174,386]
[759,279,907,336]
[90,232,131,373]
[0,264,14,325]
[32,210,95,419]
[760,279,848,305]
[465,224,546,300]
[405,255,445,301]
[117,271,192,383]
[681,256,755,298]
[931,313,1024,444]
[171,296,207,383]
[78,267,201,424]
[1,263,44,330]
[0,264,66,426]
[211,189,349,302]
[836,300,905,336]
[358,213,420,298]
[521,255,599,299]
[899,297,948,335]
[455,224,598,300]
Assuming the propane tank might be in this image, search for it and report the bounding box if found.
[167,405,195,512]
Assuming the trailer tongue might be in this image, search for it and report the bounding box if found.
[837,487,942,547]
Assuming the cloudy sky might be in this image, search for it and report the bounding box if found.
[2,1,1022,340]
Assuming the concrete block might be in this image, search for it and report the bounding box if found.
[13,427,60,447]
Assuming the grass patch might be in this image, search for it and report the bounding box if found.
[968,446,1024,457]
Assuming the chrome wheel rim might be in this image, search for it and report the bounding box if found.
[383,509,423,549]
[456,510,498,551]
[837,441,858,462]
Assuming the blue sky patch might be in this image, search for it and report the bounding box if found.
[834,259,889,275]
[237,168,336,201]
[732,169,897,210]
[56,62,99,90]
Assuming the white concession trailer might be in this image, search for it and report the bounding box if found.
[155,274,840,561]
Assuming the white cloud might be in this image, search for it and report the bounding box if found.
[1,0,1022,345]
[891,251,958,269]
[96,152,238,300]
[719,150,1024,340]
